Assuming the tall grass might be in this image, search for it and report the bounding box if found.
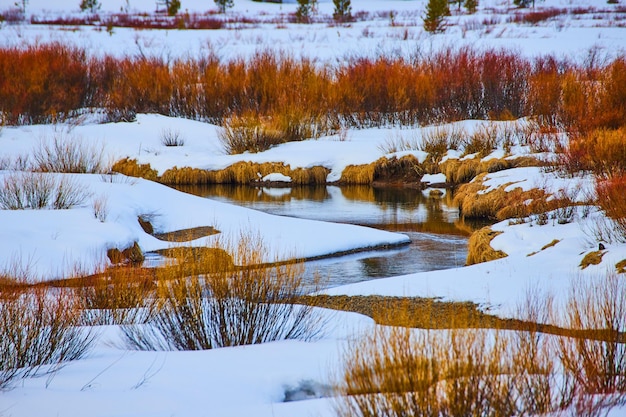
[335,271,626,417]
[122,232,324,350]
[595,175,626,242]
[0,285,95,389]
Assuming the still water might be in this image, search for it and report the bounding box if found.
[174,184,471,288]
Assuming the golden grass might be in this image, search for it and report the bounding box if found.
[440,155,542,185]
[339,155,425,185]
[338,162,377,185]
[580,250,606,270]
[372,154,424,184]
[160,166,213,185]
[111,158,158,181]
[0,285,95,388]
[121,159,330,185]
[528,239,561,257]
[453,171,576,221]
[617,259,626,274]
[334,271,626,417]
[465,226,507,265]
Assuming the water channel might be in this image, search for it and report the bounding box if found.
[174,184,474,289]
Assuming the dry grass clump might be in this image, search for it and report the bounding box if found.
[465,226,507,265]
[595,175,626,241]
[111,158,158,181]
[121,232,324,351]
[33,133,106,173]
[616,260,626,274]
[453,173,575,221]
[0,285,95,389]
[463,123,499,156]
[160,166,212,185]
[335,322,521,417]
[218,112,285,155]
[339,162,377,185]
[114,159,330,185]
[579,250,606,270]
[160,128,185,147]
[219,111,325,155]
[440,155,541,185]
[372,155,424,184]
[420,125,465,165]
[0,172,90,210]
[339,156,424,185]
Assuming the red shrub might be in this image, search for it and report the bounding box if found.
[596,175,626,239]
[0,43,89,123]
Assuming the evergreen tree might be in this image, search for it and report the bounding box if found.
[214,0,233,13]
[464,0,478,14]
[333,0,352,23]
[80,0,101,13]
[295,0,317,23]
[167,0,181,15]
[513,0,534,7]
[423,0,449,33]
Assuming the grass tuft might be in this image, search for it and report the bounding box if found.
[465,226,508,265]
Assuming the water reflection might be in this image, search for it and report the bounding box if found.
[174,184,474,288]
[174,184,472,234]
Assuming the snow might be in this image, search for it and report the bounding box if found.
[1,1,626,416]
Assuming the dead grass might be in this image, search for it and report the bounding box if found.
[453,172,576,221]
[338,162,377,185]
[580,250,606,270]
[111,158,158,181]
[440,155,542,185]
[557,272,626,397]
[121,231,325,351]
[334,272,626,417]
[465,226,508,265]
[527,239,561,257]
[616,259,626,274]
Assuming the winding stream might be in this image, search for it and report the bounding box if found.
[174,184,473,289]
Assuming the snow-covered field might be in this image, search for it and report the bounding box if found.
[1,0,626,415]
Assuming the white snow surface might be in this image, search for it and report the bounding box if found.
[1,1,626,416]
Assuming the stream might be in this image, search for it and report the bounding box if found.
[173,184,472,289]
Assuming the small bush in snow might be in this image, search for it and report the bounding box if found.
[33,133,106,174]
[0,286,95,390]
[159,128,185,147]
[122,232,324,350]
[0,172,90,210]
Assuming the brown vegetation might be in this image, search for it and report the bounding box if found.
[121,232,324,350]
[465,226,507,265]
[334,271,626,417]
[596,175,626,240]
